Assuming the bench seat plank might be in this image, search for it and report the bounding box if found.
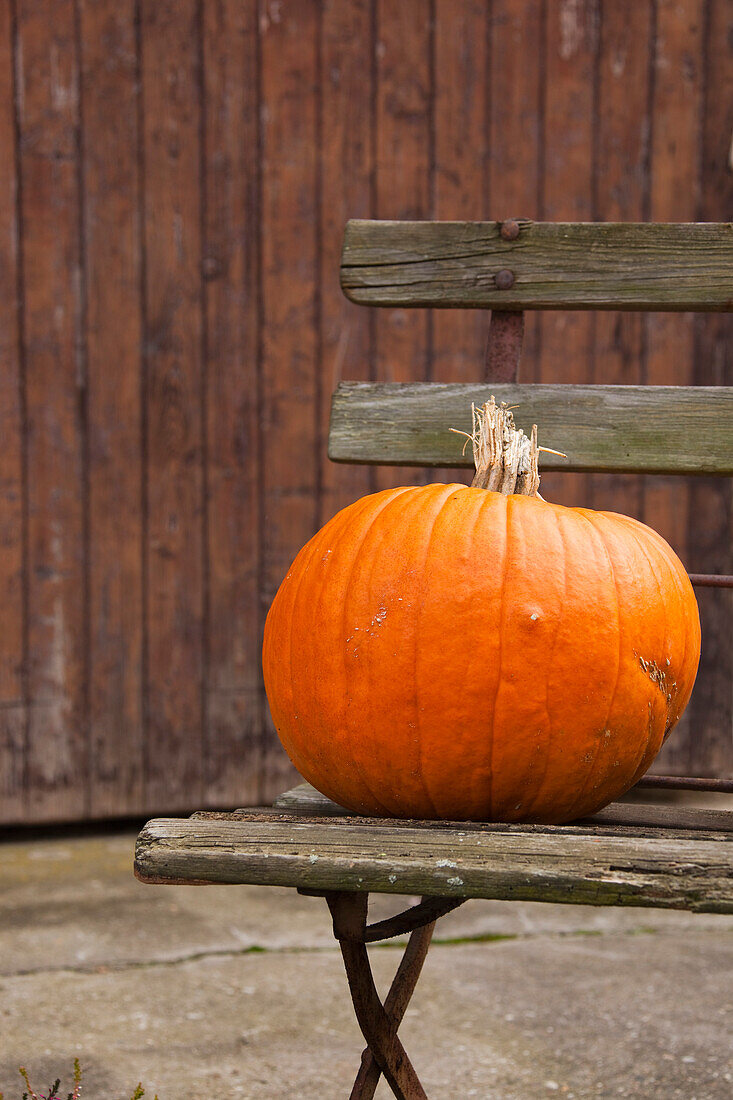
[328,382,733,474]
[341,220,733,310]
[270,782,733,835]
[135,804,733,914]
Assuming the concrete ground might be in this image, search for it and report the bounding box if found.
[1,825,732,1100]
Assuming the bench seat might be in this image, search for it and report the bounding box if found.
[135,783,733,914]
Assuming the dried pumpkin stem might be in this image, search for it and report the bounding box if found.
[469,397,541,497]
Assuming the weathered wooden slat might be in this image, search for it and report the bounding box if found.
[328,382,733,475]
[270,782,733,836]
[273,782,348,813]
[341,220,733,311]
[135,814,733,912]
[191,802,733,838]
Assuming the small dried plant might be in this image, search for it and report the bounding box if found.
[0,1060,157,1100]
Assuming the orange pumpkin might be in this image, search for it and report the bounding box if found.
[263,401,700,823]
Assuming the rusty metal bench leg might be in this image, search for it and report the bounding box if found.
[324,891,467,1100]
[348,917,435,1100]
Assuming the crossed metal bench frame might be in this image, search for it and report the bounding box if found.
[308,890,465,1100]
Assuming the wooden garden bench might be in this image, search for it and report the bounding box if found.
[135,219,733,1100]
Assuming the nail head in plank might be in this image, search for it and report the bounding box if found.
[340,220,733,311]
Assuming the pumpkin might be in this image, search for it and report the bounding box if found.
[263,400,700,823]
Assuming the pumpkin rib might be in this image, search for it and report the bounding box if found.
[309,492,402,814]
[278,489,406,814]
[264,531,316,775]
[622,520,682,786]
[623,516,698,722]
[412,485,470,818]
[591,514,661,796]
[516,502,567,820]
[487,493,512,820]
[613,517,672,783]
[608,515,671,789]
[337,487,417,815]
[283,512,343,786]
[356,485,443,816]
[563,510,624,820]
[464,489,504,816]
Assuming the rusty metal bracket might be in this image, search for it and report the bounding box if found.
[323,890,467,1099]
[361,895,466,943]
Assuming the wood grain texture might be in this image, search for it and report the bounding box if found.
[539,0,597,507]
[270,782,733,833]
[135,811,733,912]
[684,0,733,780]
[81,0,144,817]
[202,0,261,808]
[141,0,204,810]
[341,219,733,310]
[488,0,544,380]
[2,1,732,823]
[432,0,489,374]
[590,2,651,524]
[0,0,26,821]
[328,381,733,474]
[431,0,489,485]
[259,0,318,799]
[16,0,87,820]
[644,0,705,776]
[318,0,375,523]
[373,0,432,491]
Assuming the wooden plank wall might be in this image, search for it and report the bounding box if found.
[1,0,730,824]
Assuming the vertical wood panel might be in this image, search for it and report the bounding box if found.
[319,0,374,523]
[202,0,262,807]
[80,0,144,817]
[432,0,489,485]
[259,0,319,799]
[374,0,432,490]
[591,3,652,526]
[488,0,544,383]
[644,0,705,775]
[686,0,733,777]
[539,0,597,507]
[16,0,88,820]
[140,0,204,810]
[0,0,26,821]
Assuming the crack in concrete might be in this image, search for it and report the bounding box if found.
[0,926,672,981]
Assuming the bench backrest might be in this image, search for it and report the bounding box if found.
[332,219,733,478]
